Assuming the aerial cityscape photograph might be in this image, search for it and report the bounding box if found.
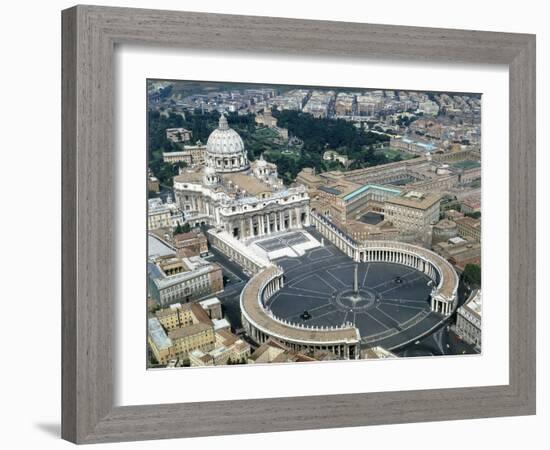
[146,80,482,368]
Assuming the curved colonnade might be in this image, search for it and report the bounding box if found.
[310,212,459,315]
[240,266,361,359]
[240,213,459,359]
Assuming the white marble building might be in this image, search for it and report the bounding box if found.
[174,115,310,239]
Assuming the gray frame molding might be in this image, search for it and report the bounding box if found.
[62,5,536,444]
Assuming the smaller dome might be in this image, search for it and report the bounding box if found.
[434,219,457,229]
[203,165,218,185]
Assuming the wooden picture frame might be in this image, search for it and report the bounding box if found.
[62,5,536,444]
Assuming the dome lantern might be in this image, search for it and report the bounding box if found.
[218,114,229,130]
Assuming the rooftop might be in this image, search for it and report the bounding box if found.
[174,168,204,184]
[212,318,231,331]
[148,255,218,290]
[207,229,270,269]
[386,191,441,210]
[216,329,239,347]
[318,185,343,196]
[174,230,204,242]
[162,150,190,157]
[362,346,397,359]
[148,234,176,259]
[462,290,482,318]
[449,236,467,245]
[434,219,457,230]
[148,317,172,350]
[189,349,213,364]
[455,216,481,229]
[343,184,402,202]
[199,297,221,308]
[155,302,212,326]
[168,322,212,340]
[222,172,274,196]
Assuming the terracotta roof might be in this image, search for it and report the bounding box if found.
[190,303,213,325]
[155,302,193,319]
[174,168,204,183]
[155,302,213,327]
[251,338,316,363]
[455,216,481,229]
[174,231,203,242]
[216,329,238,347]
[222,173,274,196]
[386,191,441,210]
[168,322,212,340]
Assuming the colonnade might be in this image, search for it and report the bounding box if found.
[240,266,360,360]
[244,320,359,360]
[207,229,264,274]
[261,271,284,302]
[311,211,457,317]
[360,249,438,281]
[309,211,357,259]
[431,295,453,315]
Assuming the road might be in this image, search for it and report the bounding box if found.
[396,324,478,357]
[204,245,250,332]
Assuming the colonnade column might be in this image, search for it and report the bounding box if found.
[289,208,294,229]
[260,215,265,236]
[240,218,246,239]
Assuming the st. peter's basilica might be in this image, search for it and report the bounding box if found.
[174,114,311,240]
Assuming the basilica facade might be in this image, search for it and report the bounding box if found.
[173,115,310,240]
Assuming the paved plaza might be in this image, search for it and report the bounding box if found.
[255,232,309,252]
[267,243,447,350]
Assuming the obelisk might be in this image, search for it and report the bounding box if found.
[354,264,358,294]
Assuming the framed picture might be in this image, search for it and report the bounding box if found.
[62,5,536,444]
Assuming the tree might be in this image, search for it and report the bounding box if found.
[174,223,191,234]
[392,153,403,163]
[174,161,188,171]
[463,264,481,288]
[464,211,481,219]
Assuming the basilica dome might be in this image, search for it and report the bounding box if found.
[206,115,249,173]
